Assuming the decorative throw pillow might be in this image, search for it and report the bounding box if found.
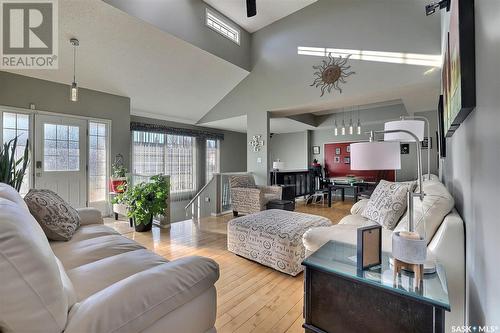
[361,180,415,230]
[24,189,80,241]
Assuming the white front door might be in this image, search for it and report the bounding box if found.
[34,114,87,208]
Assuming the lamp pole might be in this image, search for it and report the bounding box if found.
[368,129,425,232]
[400,115,431,180]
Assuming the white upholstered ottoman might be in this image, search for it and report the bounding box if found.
[227,209,332,276]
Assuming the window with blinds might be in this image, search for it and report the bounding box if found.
[206,139,219,182]
[132,131,197,199]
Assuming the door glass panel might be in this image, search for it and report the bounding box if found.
[88,121,108,203]
[44,123,79,172]
[2,112,31,195]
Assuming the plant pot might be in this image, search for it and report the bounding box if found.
[111,177,127,193]
[134,215,153,232]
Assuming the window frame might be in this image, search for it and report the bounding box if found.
[131,130,198,196]
[88,120,111,207]
[0,107,34,195]
[205,8,241,45]
[206,139,220,182]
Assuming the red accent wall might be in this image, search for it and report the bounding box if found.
[324,142,395,182]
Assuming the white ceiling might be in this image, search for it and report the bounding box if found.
[4,0,249,124]
[201,115,317,133]
[203,0,318,33]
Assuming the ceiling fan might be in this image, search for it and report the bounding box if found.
[246,0,256,17]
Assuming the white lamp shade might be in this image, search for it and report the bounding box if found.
[384,120,425,142]
[272,161,285,170]
[350,142,401,170]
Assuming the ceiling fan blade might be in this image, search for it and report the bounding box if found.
[246,0,256,17]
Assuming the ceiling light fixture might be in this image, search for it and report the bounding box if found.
[70,38,79,102]
[334,116,338,136]
[349,111,354,135]
[356,107,362,135]
[341,111,346,136]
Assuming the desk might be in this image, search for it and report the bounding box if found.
[302,241,450,333]
[326,184,359,207]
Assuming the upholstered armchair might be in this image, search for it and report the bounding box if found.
[229,174,282,216]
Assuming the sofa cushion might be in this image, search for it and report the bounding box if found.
[361,180,414,230]
[350,199,369,215]
[0,198,68,333]
[67,249,169,301]
[0,183,29,211]
[55,257,77,309]
[303,223,393,255]
[24,189,80,241]
[51,234,145,270]
[338,213,375,226]
[395,180,454,244]
[63,256,219,333]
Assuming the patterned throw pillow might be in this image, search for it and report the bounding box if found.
[24,189,80,241]
[361,180,414,230]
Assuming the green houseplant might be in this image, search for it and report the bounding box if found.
[0,137,30,192]
[112,175,170,232]
[110,154,128,193]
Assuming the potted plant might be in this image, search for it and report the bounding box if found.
[0,137,30,192]
[112,175,170,232]
[110,154,128,193]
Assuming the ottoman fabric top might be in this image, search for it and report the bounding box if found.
[227,209,332,276]
[229,209,331,247]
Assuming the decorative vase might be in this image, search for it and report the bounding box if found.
[110,177,127,193]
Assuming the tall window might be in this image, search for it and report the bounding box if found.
[206,139,219,182]
[132,131,197,199]
[2,112,30,195]
[88,122,108,205]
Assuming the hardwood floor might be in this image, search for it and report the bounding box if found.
[105,200,353,333]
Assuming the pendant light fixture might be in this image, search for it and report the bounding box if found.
[70,38,79,102]
[334,115,338,136]
[357,107,362,135]
[349,110,354,135]
[341,110,346,136]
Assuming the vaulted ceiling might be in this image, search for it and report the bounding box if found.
[203,0,317,33]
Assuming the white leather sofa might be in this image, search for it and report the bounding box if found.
[303,177,465,331]
[0,184,219,333]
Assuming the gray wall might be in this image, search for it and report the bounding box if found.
[270,131,309,170]
[220,131,247,173]
[0,71,131,166]
[104,0,251,71]
[442,0,500,325]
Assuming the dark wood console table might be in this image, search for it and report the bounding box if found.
[302,241,450,333]
[270,169,314,197]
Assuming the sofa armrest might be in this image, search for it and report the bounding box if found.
[350,199,369,215]
[64,256,219,333]
[76,207,103,225]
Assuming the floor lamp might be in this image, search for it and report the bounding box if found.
[385,117,431,180]
[350,129,427,286]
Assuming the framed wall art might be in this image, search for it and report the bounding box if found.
[441,0,475,137]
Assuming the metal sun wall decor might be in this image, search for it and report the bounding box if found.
[311,53,355,97]
[249,135,264,152]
